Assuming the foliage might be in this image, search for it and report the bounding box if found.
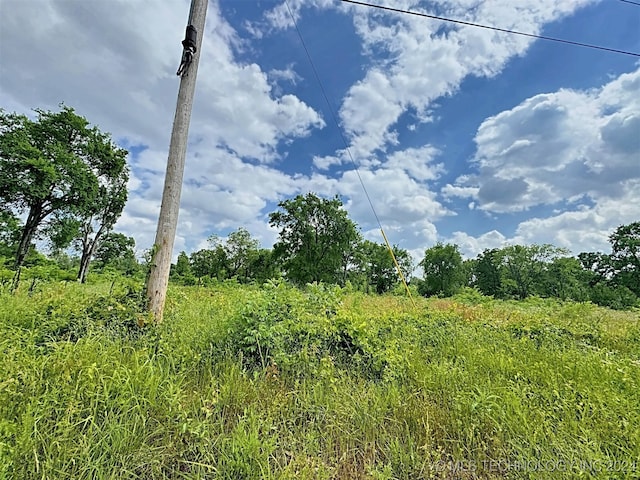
[0,106,128,270]
[74,148,129,283]
[352,240,413,294]
[498,244,569,299]
[0,210,21,259]
[1,278,639,479]
[419,242,464,297]
[609,221,640,296]
[225,227,260,281]
[474,248,503,297]
[269,193,361,286]
[189,245,228,281]
[93,232,138,274]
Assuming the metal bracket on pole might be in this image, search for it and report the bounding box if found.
[177,25,198,76]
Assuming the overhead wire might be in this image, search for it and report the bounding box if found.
[618,0,640,6]
[341,0,640,58]
[283,0,417,308]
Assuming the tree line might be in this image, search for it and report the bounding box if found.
[1,106,638,309]
[167,193,639,310]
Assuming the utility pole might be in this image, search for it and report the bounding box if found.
[145,0,208,322]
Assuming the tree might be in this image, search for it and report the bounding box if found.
[473,248,503,297]
[609,221,640,296]
[269,193,360,285]
[578,251,613,286]
[74,138,128,282]
[225,227,260,281]
[170,251,196,285]
[190,245,228,280]
[355,240,413,293]
[0,210,21,261]
[539,256,589,301]
[419,242,463,297]
[498,244,568,299]
[173,251,192,276]
[94,232,137,273]
[0,106,128,269]
[246,249,280,283]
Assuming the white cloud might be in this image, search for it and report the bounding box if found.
[456,67,640,213]
[338,0,596,160]
[448,230,509,258]
[385,146,444,181]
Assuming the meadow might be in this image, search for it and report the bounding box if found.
[1,278,638,479]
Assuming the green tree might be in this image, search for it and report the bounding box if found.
[355,240,413,294]
[225,227,260,282]
[0,106,128,269]
[269,193,360,286]
[578,251,613,286]
[473,248,503,297]
[499,244,568,299]
[94,232,138,274]
[0,210,21,261]
[609,221,640,296]
[170,251,196,285]
[419,243,463,297]
[74,143,128,282]
[174,251,192,276]
[540,256,589,301]
[246,248,280,283]
[190,245,228,280]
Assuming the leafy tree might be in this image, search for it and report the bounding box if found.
[540,256,589,301]
[173,251,192,276]
[246,248,280,283]
[473,248,503,297]
[225,227,260,281]
[355,240,413,294]
[589,283,638,310]
[0,106,127,269]
[578,251,614,286]
[190,245,228,280]
[0,210,21,261]
[419,243,463,297]
[269,193,360,286]
[93,232,138,274]
[609,221,640,296]
[170,251,196,285]
[75,145,128,282]
[498,244,568,299]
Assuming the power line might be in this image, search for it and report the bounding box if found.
[618,0,640,6]
[341,0,640,58]
[283,0,417,306]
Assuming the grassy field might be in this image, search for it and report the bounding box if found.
[1,279,638,479]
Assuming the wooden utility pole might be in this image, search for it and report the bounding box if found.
[146,0,208,322]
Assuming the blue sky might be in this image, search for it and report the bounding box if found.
[1,0,639,264]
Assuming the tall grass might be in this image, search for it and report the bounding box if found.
[1,280,638,479]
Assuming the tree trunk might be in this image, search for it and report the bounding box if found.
[15,207,42,269]
[77,249,92,283]
[77,226,107,283]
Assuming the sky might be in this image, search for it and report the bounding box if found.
[1,0,639,265]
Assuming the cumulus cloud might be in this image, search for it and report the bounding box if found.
[444,66,640,256]
[338,0,596,160]
[455,67,640,213]
[448,230,509,258]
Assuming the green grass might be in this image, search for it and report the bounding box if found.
[1,280,639,479]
